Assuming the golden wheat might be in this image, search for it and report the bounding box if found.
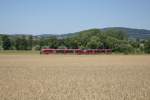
[0,55,150,100]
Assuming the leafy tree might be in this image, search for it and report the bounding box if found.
[21,36,28,50]
[2,35,12,50]
[105,29,128,40]
[114,41,134,54]
[64,37,78,49]
[48,37,59,48]
[86,36,102,49]
[39,38,46,49]
[129,40,140,49]
[77,29,102,48]
[105,36,118,49]
[0,35,3,50]
[144,39,150,53]
[15,36,28,50]
[15,37,21,50]
[28,35,33,50]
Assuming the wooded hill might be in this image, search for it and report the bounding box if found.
[37,27,150,39]
[0,27,150,54]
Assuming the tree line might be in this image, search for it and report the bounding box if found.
[0,29,150,54]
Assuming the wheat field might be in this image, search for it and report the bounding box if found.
[0,54,150,100]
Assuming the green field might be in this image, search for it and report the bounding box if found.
[0,50,39,55]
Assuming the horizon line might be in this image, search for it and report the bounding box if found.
[1,26,150,35]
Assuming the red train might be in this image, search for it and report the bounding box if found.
[40,48,112,55]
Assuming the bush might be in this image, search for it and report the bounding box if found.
[0,46,3,50]
[33,45,40,50]
[114,43,134,54]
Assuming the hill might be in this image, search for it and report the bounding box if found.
[1,27,150,39]
[101,27,150,39]
[37,27,150,39]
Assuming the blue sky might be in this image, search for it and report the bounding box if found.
[0,0,150,34]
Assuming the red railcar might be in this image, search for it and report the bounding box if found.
[41,48,112,55]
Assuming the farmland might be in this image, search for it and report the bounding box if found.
[0,54,150,100]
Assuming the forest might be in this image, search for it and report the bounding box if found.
[0,29,150,54]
